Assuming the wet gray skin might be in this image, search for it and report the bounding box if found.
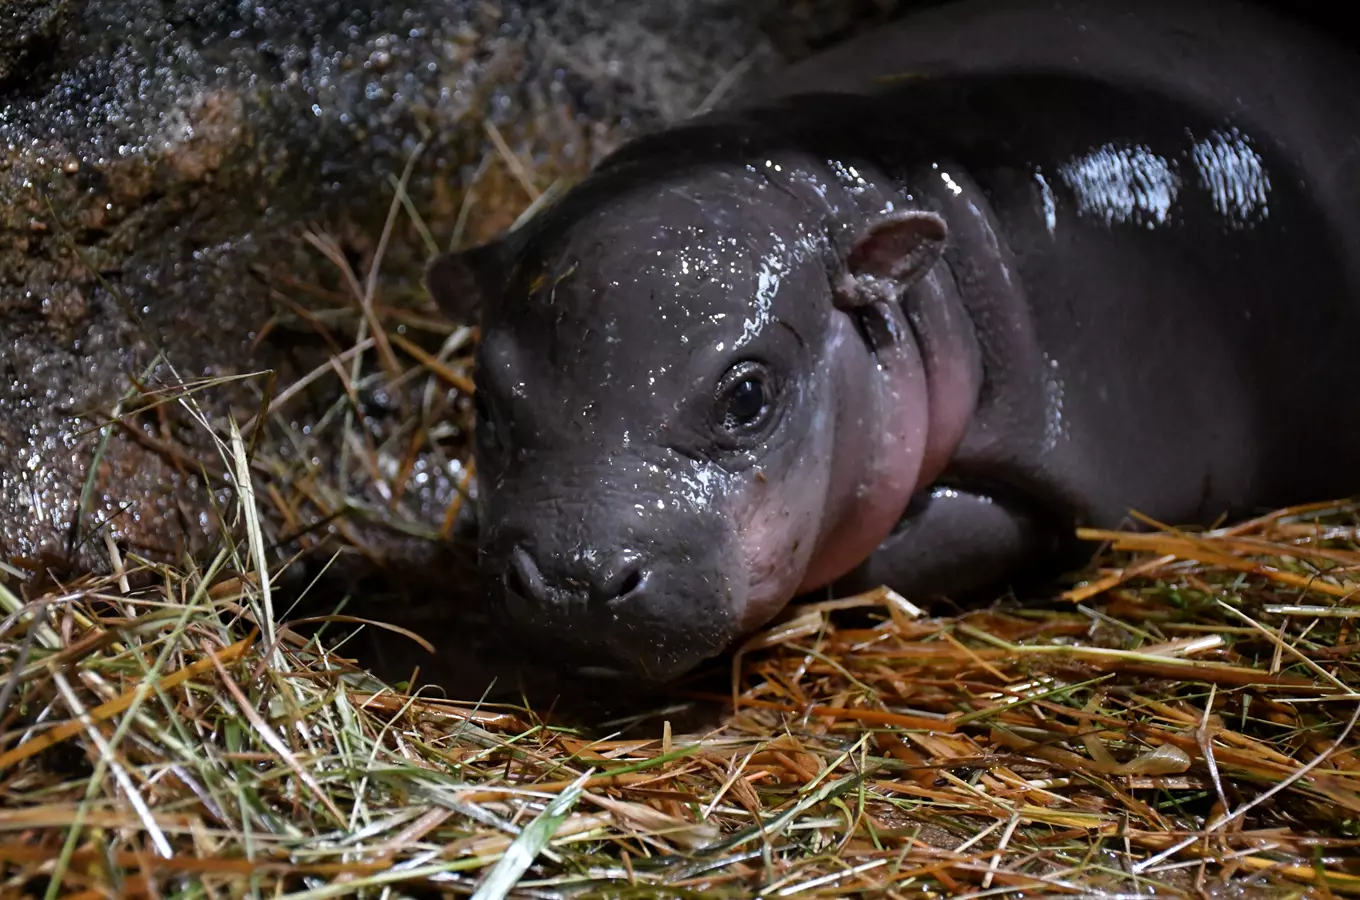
[430,0,1360,682]
[431,158,963,679]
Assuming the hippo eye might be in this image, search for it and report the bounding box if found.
[726,379,765,426]
[714,361,774,438]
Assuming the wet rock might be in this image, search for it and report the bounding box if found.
[0,0,70,84]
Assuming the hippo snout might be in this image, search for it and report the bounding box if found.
[481,523,743,682]
[504,544,648,610]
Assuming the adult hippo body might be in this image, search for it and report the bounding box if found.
[429,0,1360,681]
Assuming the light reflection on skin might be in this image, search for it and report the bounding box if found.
[1192,127,1270,226]
[1058,143,1181,227]
[1046,125,1271,233]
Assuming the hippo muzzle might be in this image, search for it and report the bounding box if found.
[478,466,745,681]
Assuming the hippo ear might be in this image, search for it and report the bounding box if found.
[834,210,948,309]
[425,242,506,324]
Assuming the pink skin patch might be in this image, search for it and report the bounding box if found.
[730,307,946,635]
[917,343,980,485]
[796,266,982,599]
[734,470,833,632]
[731,351,843,632]
[794,306,932,593]
[911,266,984,487]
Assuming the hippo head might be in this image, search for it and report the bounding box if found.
[427,156,953,682]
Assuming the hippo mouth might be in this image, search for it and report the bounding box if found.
[491,601,739,683]
[480,541,743,683]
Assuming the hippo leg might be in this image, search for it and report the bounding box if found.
[832,484,1066,604]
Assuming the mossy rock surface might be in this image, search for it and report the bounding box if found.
[0,0,72,83]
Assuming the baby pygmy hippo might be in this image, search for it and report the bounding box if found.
[427,0,1360,681]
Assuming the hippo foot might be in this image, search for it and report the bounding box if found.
[833,481,1071,606]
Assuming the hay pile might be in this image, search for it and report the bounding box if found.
[5,153,1360,900]
[7,481,1360,897]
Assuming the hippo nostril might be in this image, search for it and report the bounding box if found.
[594,551,647,604]
[616,568,643,598]
[505,545,550,605]
[506,546,648,609]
